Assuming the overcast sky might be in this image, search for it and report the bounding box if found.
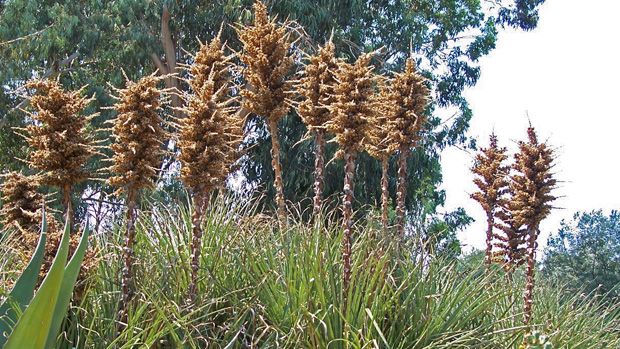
[440,0,620,251]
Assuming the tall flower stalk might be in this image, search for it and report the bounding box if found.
[327,53,375,295]
[238,0,294,225]
[509,126,556,326]
[108,73,166,329]
[381,58,429,237]
[470,133,509,265]
[22,79,94,223]
[179,33,243,303]
[297,40,338,219]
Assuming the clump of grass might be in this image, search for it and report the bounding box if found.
[107,72,166,329]
[297,39,338,218]
[179,32,243,303]
[237,0,294,225]
[21,79,95,220]
[470,133,510,265]
[326,53,376,294]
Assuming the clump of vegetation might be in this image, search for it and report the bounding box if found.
[179,32,243,303]
[327,53,376,293]
[237,0,294,224]
[470,133,509,265]
[21,79,94,219]
[0,171,44,234]
[107,73,166,327]
[297,39,338,218]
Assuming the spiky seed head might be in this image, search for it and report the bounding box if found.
[179,35,244,195]
[366,79,400,160]
[297,40,338,131]
[0,171,44,232]
[470,133,510,214]
[509,126,557,230]
[327,53,377,156]
[385,58,429,148]
[237,0,294,123]
[24,79,94,188]
[108,74,166,195]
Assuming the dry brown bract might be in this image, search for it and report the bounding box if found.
[108,73,166,194]
[23,79,94,201]
[470,133,509,265]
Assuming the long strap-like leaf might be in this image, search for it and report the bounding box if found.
[0,209,47,345]
[4,218,71,349]
[44,224,90,348]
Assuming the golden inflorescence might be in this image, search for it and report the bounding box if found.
[0,171,44,233]
[237,0,294,124]
[108,74,166,194]
[23,79,94,189]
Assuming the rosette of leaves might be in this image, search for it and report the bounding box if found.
[470,133,509,265]
[179,33,243,303]
[21,79,94,219]
[366,81,399,231]
[107,73,166,329]
[381,58,429,237]
[237,0,294,224]
[297,39,338,219]
[509,126,556,326]
[326,53,376,294]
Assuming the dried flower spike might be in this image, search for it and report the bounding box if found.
[238,0,294,224]
[297,40,338,218]
[470,133,509,265]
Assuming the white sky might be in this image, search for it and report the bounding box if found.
[440,0,620,251]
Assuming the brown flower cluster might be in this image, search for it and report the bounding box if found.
[297,40,338,132]
[179,34,243,196]
[237,0,294,124]
[23,79,94,189]
[327,53,377,155]
[0,171,44,233]
[470,133,510,264]
[366,82,400,161]
[108,74,166,194]
[383,58,429,148]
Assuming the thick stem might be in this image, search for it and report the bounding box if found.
[312,130,325,219]
[342,151,355,298]
[484,212,494,265]
[396,146,409,237]
[117,189,138,331]
[380,157,389,232]
[188,193,206,304]
[61,183,73,231]
[268,119,286,226]
[523,228,538,326]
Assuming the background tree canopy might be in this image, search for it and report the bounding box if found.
[543,210,620,299]
[0,0,545,242]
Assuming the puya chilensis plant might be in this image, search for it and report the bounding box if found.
[508,126,556,326]
[297,39,338,219]
[20,79,95,223]
[107,72,166,329]
[179,32,244,303]
[238,0,294,225]
[326,53,376,294]
[380,58,429,237]
[0,171,45,234]
[366,79,399,231]
[470,133,510,265]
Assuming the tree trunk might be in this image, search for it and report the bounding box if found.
[380,157,389,232]
[188,193,206,304]
[268,119,286,226]
[342,151,356,297]
[523,228,538,326]
[396,146,409,237]
[312,129,325,219]
[117,189,138,332]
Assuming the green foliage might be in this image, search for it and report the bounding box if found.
[1,211,90,349]
[1,197,614,348]
[543,210,620,299]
